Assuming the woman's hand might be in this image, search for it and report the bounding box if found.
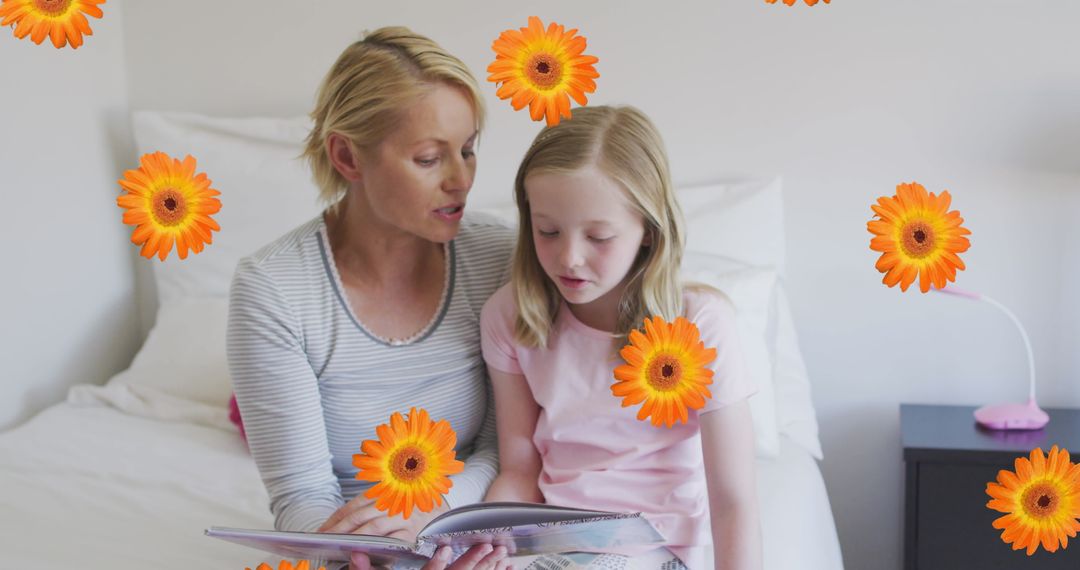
[350,544,511,570]
[319,496,451,540]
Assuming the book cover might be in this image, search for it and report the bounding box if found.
[206,502,666,566]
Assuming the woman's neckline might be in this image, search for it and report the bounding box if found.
[316,213,455,347]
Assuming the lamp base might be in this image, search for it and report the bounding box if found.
[974,399,1049,430]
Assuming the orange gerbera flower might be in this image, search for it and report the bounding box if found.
[765,0,831,5]
[0,0,104,49]
[986,446,1080,555]
[487,16,599,126]
[353,407,464,519]
[867,181,971,293]
[247,561,325,570]
[612,316,717,428]
[117,151,221,261]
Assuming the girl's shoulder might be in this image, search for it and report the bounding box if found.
[480,282,517,321]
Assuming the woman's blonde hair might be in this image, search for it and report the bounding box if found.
[512,105,686,349]
[303,27,486,205]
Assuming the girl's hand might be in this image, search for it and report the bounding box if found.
[350,545,511,570]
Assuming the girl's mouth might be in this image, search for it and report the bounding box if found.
[558,276,588,289]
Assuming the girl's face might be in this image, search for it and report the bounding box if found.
[355,83,478,244]
[525,164,649,311]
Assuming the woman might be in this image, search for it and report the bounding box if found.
[227,27,514,570]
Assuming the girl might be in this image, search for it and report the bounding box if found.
[480,106,763,570]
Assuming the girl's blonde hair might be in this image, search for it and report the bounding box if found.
[303,27,485,205]
[512,105,686,349]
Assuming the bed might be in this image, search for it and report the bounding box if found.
[0,111,844,570]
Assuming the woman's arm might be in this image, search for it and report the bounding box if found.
[701,400,763,570]
[442,372,501,508]
[228,258,344,532]
[319,367,500,539]
[484,366,544,503]
[341,372,507,538]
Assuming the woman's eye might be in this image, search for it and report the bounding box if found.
[537,230,559,238]
[589,236,614,243]
[462,148,476,159]
[416,157,438,166]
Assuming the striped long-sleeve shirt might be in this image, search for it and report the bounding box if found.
[227,211,515,536]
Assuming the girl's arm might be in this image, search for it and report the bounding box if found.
[483,365,544,503]
[701,400,763,570]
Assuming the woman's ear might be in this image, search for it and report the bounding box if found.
[327,133,363,182]
[641,228,653,247]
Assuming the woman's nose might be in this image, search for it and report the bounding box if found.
[442,155,472,194]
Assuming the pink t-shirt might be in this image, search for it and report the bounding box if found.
[480,284,757,567]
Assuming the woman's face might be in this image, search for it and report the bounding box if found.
[355,83,478,244]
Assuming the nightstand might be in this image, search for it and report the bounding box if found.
[901,403,1080,569]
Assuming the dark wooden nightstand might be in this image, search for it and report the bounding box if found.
[902,403,1080,569]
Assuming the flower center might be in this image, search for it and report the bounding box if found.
[646,355,683,392]
[32,0,72,16]
[1021,483,1059,519]
[389,446,428,483]
[525,53,563,90]
[900,219,936,259]
[151,188,188,227]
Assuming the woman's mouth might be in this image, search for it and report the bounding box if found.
[434,205,464,221]
[558,276,588,289]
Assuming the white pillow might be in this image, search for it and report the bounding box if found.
[131,111,323,305]
[679,179,824,459]
[682,262,781,458]
[107,296,231,408]
[127,111,822,458]
[680,178,787,274]
[772,282,823,459]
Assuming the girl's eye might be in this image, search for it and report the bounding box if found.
[416,157,438,166]
[589,236,614,243]
[462,148,476,159]
[537,230,559,238]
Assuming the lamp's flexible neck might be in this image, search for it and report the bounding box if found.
[932,287,1037,403]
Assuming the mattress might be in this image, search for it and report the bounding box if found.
[0,392,842,569]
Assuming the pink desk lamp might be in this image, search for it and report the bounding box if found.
[931,286,1049,430]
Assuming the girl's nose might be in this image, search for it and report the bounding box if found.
[559,238,584,269]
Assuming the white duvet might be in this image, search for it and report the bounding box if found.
[0,386,273,567]
[0,384,842,569]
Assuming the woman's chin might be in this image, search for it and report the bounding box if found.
[422,222,461,244]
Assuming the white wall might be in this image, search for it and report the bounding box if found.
[0,2,139,430]
[2,1,1072,568]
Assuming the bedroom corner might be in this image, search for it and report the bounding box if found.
[0,0,141,432]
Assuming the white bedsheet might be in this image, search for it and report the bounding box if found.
[0,395,273,568]
[0,389,842,569]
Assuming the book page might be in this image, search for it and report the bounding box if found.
[420,502,626,535]
[205,526,429,565]
[418,511,665,559]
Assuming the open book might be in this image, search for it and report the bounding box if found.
[206,502,666,567]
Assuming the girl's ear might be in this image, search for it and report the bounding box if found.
[327,133,363,182]
[641,228,653,247]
